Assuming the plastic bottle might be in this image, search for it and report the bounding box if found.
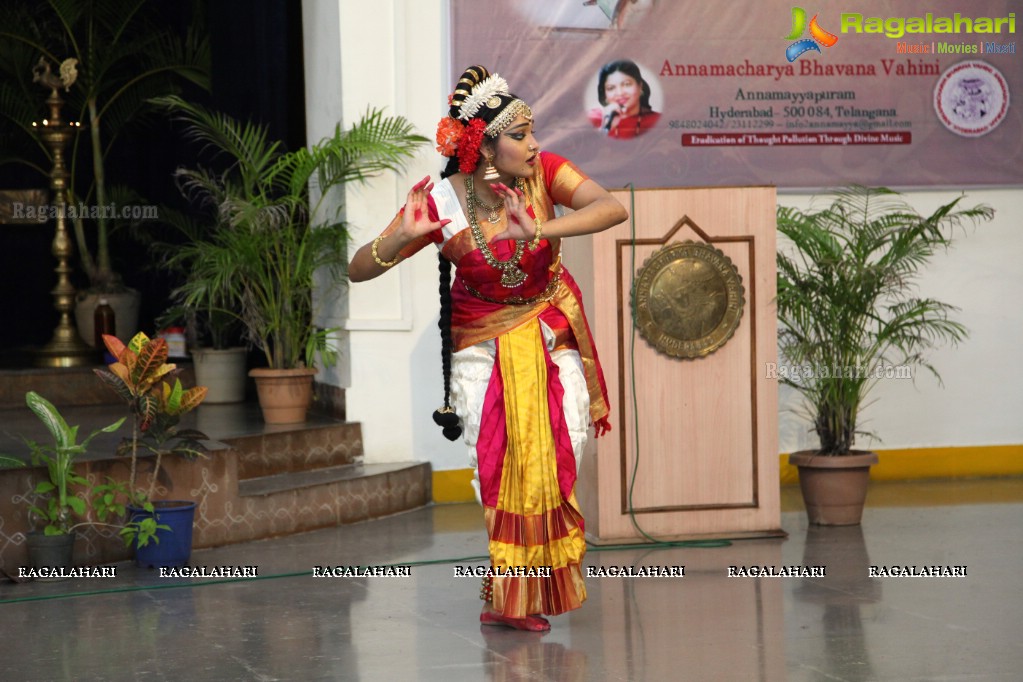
[161,326,188,358]
[94,298,116,362]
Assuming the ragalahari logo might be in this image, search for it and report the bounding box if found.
[784,7,839,61]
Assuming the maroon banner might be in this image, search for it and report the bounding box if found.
[450,0,1020,189]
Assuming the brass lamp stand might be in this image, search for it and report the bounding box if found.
[32,58,94,368]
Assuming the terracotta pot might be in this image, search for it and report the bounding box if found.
[789,450,879,526]
[249,367,317,424]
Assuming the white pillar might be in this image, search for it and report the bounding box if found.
[302,0,467,471]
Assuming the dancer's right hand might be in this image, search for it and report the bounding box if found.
[400,176,450,239]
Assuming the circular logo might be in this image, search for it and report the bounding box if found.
[934,60,1010,137]
[632,241,745,359]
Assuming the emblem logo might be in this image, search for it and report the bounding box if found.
[934,60,1010,138]
[784,7,839,62]
[632,241,745,360]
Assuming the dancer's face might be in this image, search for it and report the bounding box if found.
[490,114,539,179]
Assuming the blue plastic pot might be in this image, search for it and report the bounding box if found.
[128,500,197,568]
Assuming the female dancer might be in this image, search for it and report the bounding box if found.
[350,65,627,631]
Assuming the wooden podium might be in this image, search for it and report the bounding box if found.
[564,186,782,542]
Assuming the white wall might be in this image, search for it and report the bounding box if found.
[304,0,1023,470]
[303,0,466,470]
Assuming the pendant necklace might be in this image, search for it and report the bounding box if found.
[465,175,527,288]
[474,195,504,224]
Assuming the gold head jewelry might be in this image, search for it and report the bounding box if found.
[485,100,533,137]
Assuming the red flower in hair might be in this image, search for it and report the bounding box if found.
[435,117,464,157]
[458,119,487,175]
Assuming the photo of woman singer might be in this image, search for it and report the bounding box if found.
[588,58,660,138]
[350,65,627,632]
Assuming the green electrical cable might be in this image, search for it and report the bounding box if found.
[0,536,737,605]
[0,556,486,605]
[2,189,751,606]
[623,184,730,549]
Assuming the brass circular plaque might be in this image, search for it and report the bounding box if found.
[632,241,745,359]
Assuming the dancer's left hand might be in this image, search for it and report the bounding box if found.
[488,182,536,242]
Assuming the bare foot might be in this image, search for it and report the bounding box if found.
[480,604,551,632]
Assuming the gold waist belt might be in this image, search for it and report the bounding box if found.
[463,269,562,306]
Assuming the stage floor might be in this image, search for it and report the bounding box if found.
[2,477,1021,681]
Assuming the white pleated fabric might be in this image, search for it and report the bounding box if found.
[449,322,591,505]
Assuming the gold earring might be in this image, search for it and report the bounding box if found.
[483,156,500,181]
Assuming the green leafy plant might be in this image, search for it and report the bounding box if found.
[153,96,427,369]
[776,186,993,455]
[0,454,24,469]
[0,0,209,290]
[92,331,208,546]
[151,207,242,351]
[0,392,123,535]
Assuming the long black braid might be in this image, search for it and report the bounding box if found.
[431,65,514,442]
[431,148,465,440]
[432,251,461,441]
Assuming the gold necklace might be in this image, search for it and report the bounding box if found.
[465,175,527,288]
[473,195,504,224]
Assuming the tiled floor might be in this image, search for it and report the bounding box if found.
[2,479,1021,681]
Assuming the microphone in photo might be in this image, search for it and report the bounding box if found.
[602,109,619,132]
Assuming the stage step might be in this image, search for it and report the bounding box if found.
[239,462,417,497]
[0,365,199,409]
[228,461,431,533]
[221,421,363,480]
[0,370,430,568]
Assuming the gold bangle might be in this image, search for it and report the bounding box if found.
[372,235,400,267]
[529,218,543,250]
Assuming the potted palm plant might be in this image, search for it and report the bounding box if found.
[153,208,249,404]
[776,186,993,525]
[93,332,209,566]
[153,95,427,423]
[185,313,249,405]
[0,392,123,579]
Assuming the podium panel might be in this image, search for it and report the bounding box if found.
[566,186,781,541]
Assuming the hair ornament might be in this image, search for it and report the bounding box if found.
[457,119,487,174]
[458,73,510,121]
[484,99,533,137]
[435,116,464,157]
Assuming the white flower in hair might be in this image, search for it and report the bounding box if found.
[458,74,510,121]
